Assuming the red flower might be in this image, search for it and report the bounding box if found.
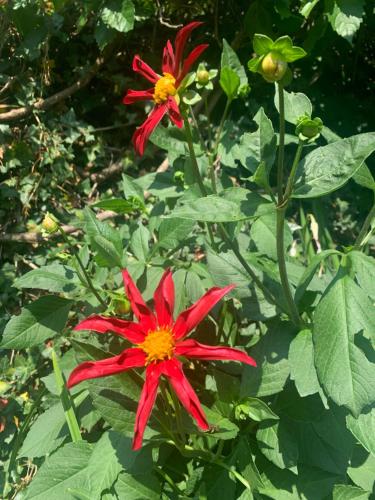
[123,22,208,156]
[67,269,256,450]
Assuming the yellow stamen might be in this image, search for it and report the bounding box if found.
[153,73,177,104]
[140,327,175,364]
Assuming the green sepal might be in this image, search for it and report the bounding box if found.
[247,56,263,73]
[253,34,274,55]
[272,35,307,62]
[296,115,323,142]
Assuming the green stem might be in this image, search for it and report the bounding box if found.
[354,195,375,249]
[52,349,82,443]
[58,227,106,308]
[189,104,207,154]
[276,208,302,327]
[283,141,303,203]
[183,115,208,196]
[209,98,231,193]
[277,83,285,203]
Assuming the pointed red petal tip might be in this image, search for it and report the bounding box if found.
[132,55,159,83]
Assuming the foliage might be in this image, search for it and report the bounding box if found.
[0,0,374,499]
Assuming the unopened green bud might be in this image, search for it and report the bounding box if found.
[197,69,210,85]
[41,212,59,234]
[112,297,131,315]
[296,116,323,141]
[261,51,288,82]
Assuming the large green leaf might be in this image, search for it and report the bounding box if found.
[332,484,370,500]
[114,471,160,499]
[236,107,277,174]
[101,0,134,33]
[347,407,375,457]
[130,223,150,262]
[250,212,292,261]
[93,234,123,268]
[257,419,298,473]
[1,296,72,349]
[313,268,375,416]
[221,39,248,92]
[293,132,375,198]
[348,251,375,301]
[166,188,273,223]
[155,218,195,251]
[328,0,365,43]
[240,321,294,398]
[347,446,375,492]
[220,66,240,100]
[24,441,94,499]
[13,264,81,293]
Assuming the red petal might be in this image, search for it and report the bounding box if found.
[174,22,203,74]
[167,97,183,128]
[123,88,154,105]
[67,348,145,389]
[153,268,175,327]
[122,270,157,331]
[132,55,159,83]
[173,285,235,340]
[132,104,168,156]
[177,44,209,85]
[132,362,164,450]
[162,40,175,75]
[162,358,209,430]
[175,339,257,366]
[74,315,146,344]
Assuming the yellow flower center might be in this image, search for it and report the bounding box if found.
[153,73,177,104]
[140,327,175,364]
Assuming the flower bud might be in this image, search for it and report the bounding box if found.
[296,116,323,141]
[41,212,59,234]
[196,69,210,85]
[112,297,131,315]
[261,51,288,82]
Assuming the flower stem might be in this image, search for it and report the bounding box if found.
[58,226,107,309]
[283,141,303,203]
[277,83,285,204]
[183,115,208,196]
[354,194,375,250]
[209,98,232,193]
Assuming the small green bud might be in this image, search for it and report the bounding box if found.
[41,212,59,234]
[261,51,288,82]
[112,297,131,315]
[197,68,210,85]
[296,115,323,142]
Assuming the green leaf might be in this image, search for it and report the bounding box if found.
[155,218,195,251]
[332,484,370,500]
[295,249,340,303]
[250,212,292,261]
[348,446,375,492]
[300,0,320,18]
[253,34,274,55]
[130,224,150,262]
[18,403,68,458]
[24,441,94,500]
[203,406,239,440]
[353,164,375,191]
[236,107,277,174]
[347,407,375,456]
[13,264,80,293]
[115,471,160,499]
[93,234,123,268]
[220,66,240,100]
[274,87,312,125]
[236,397,279,422]
[257,419,298,472]
[83,207,122,254]
[1,296,72,349]
[289,329,324,399]
[166,188,273,222]
[313,268,375,416]
[293,132,375,198]
[92,198,139,214]
[348,251,375,300]
[134,171,183,200]
[122,173,144,201]
[101,0,134,33]
[328,0,365,43]
[221,39,248,90]
[241,321,294,398]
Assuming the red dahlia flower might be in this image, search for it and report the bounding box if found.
[123,22,208,156]
[67,269,256,450]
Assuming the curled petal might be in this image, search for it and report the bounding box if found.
[177,44,209,85]
[123,88,154,105]
[132,362,164,450]
[162,40,175,75]
[173,285,235,340]
[67,348,146,389]
[74,315,146,344]
[162,359,209,430]
[122,270,157,331]
[153,268,175,327]
[132,103,168,156]
[132,55,159,83]
[175,339,257,366]
[174,22,204,74]
[167,96,183,128]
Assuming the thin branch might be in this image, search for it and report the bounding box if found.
[0,56,105,123]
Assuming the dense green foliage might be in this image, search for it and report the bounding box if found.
[1,1,374,499]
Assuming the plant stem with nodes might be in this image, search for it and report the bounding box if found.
[354,194,375,250]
